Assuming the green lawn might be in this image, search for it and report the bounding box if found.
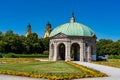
[0,61,84,74]
[0,58,107,79]
[0,58,86,74]
[93,59,120,68]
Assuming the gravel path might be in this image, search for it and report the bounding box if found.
[73,61,120,80]
[0,75,46,80]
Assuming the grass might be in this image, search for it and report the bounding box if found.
[0,58,107,79]
[93,59,120,68]
[108,55,120,59]
[0,62,84,73]
[0,58,85,74]
[0,53,49,58]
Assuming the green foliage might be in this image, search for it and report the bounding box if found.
[0,41,7,53]
[18,54,48,58]
[0,31,3,40]
[3,53,18,58]
[42,37,49,51]
[43,50,49,55]
[1,53,48,58]
[0,54,3,58]
[108,55,120,59]
[1,30,23,53]
[96,39,113,55]
[96,39,120,55]
[0,30,49,54]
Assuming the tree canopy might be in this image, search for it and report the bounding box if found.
[0,30,120,55]
[96,39,120,55]
[0,30,49,54]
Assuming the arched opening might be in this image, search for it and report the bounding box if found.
[58,43,65,60]
[85,43,88,62]
[71,43,80,61]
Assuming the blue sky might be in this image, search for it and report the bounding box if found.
[0,0,120,40]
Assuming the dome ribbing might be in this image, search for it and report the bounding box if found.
[50,22,95,37]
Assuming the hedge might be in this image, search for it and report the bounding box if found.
[1,53,48,58]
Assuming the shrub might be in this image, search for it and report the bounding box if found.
[18,54,48,58]
[43,51,49,55]
[108,55,120,59]
[3,53,18,58]
[1,53,49,58]
[0,54,3,58]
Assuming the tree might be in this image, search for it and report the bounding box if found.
[115,40,120,55]
[0,31,3,40]
[0,41,7,53]
[19,35,26,53]
[25,33,41,53]
[42,37,49,51]
[0,30,50,54]
[0,31,5,53]
[38,38,45,53]
[5,30,14,36]
[96,39,113,55]
[2,30,23,53]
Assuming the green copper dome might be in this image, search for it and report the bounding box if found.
[50,22,95,37]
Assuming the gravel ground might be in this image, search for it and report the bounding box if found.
[0,75,46,80]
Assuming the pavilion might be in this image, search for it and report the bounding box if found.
[49,13,96,62]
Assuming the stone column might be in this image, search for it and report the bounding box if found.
[87,46,91,62]
[49,43,52,61]
[53,42,58,61]
[80,42,85,62]
[65,42,71,61]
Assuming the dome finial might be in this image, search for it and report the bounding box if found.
[70,11,75,23]
[72,11,74,18]
[47,21,50,24]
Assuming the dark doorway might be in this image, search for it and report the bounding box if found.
[58,43,65,60]
[71,43,80,61]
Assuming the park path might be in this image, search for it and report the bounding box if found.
[0,74,43,80]
[73,61,120,80]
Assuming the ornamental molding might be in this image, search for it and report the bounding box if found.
[53,33,68,38]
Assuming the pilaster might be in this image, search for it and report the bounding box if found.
[80,42,85,62]
[49,43,52,61]
[88,46,91,62]
[53,42,58,61]
[65,42,71,61]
